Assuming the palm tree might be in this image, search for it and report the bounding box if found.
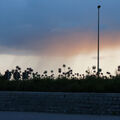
[58,68,62,74]
[51,70,54,74]
[63,64,66,72]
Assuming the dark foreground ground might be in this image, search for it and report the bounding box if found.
[0,112,120,120]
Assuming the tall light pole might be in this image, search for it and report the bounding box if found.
[97,5,101,77]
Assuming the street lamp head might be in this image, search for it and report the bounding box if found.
[97,5,101,9]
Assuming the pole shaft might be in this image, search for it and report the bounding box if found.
[97,8,100,76]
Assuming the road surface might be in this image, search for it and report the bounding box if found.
[0,112,120,120]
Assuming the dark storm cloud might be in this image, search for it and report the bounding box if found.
[0,0,120,56]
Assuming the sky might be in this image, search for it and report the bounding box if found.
[0,0,120,75]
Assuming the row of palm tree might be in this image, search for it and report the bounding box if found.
[2,65,120,81]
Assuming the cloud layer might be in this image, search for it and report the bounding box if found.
[0,0,120,57]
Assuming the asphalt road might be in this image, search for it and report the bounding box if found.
[0,112,120,120]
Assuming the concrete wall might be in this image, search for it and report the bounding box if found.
[0,92,120,115]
